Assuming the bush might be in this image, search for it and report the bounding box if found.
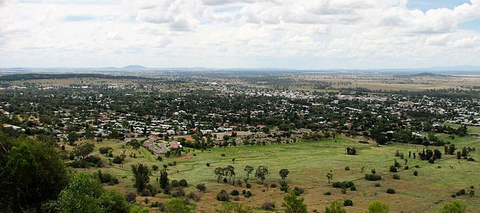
[171,188,185,197]
[280,181,288,192]
[179,179,188,187]
[188,192,201,201]
[343,199,353,206]
[196,183,206,192]
[332,181,355,189]
[350,186,357,191]
[386,188,396,194]
[171,180,180,187]
[293,187,304,196]
[230,190,240,196]
[389,166,397,173]
[375,183,381,187]
[393,174,400,180]
[246,183,252,189]
[345,166,350,171]
[413,171,418,176]
[216,190,230,202]
[244,191,252,198]
[261,202,276,210]
[270,183,277,188]
[404,166,409,170]
[365,174,382,181]
[456,189,466,196]
[324,191,332,195]
[125,192,137,203]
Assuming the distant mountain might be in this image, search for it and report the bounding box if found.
[121,65,148,70]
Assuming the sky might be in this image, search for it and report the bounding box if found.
[0,0,480,69]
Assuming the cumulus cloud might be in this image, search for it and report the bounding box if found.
[0,0,479,68]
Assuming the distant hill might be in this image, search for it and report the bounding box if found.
[121,65,148,70]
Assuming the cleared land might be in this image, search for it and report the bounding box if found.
[77,135,480,213]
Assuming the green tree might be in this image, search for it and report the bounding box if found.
[366,201,389,213]
[324,201,346,213]
[282,192,307,213]
[159,170,169,189]
[58,173,130,213]
[73,142,95,160]
[58,173,104,213]
[165,198,192,213]
[255,166,269,184]
[439,200,466,213]
[244,165,254,181]
[0,138,68,212]
[131,164,151,193]
[279,169,290,182]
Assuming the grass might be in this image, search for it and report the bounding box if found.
[78,136,480,213]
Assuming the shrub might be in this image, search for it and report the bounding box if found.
[196,183,206,192]
[206,163,210,167]
[343,199,353,206]
[125,192,137,203]
[365,174,382,181]
[246,183,252,188]
[324,191,332,195]
[230,190,240,196]
[171,188,185,197]
[179,179,188,187]
[244,191,252,198]
[350,186,357,191]
[386,188,396,194]
[375,183,381,187]
[332,181,355,189]
[456,189,466,196]
[188,192,201,201]
[413,171,418,176]
[270,183,277,188]
[345,166,350,171]
[280,181,288,192]
[389,166,397,173]
[393,174,400,180]
[171,180,180,187]
[341,188,347,194]
[293,187,304,196]
[216,190,230,202]
[404,166,409,170]
[262,202,276,210]
[439,200,466,213]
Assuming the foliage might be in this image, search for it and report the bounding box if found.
[165,198,192,213]
[215,203,254,213]
[366,201,389,213]
[0,136,68,212]
[324,201,347,213]
[282,192,307,213]
[439,200,466,213]
[131,164,151,193]
[255,166,270,183]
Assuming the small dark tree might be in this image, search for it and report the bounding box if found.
[131,164,151,193]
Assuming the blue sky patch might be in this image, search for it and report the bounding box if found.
[407,0,470,11]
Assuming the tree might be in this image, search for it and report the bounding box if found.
[160,170,169,189]
[366,201,389,213]
[244,165,254,181]
[131,164,151,193]
[58,173,129,213]
[165,198,192,213]
[0,138,68,212]
[279,169,290,182]
[215,167,225,183]
[73,143,95,160]
[324,201,346,213]
[282,192,307,213]
[67,131,78,145]
[255,166,269,184]
[326,172,333,184]
[439,200,466,213]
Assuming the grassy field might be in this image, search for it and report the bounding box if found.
[444,123,480,134]
[77,135,480,213]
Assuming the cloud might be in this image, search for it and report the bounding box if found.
[0,0,479,68]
